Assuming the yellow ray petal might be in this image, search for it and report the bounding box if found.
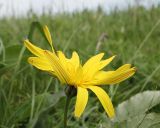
[99,55,116,70]
[87,86,115,118]
[74,87,88,117]
[109,67,136,84]
[83,53,104,70]
[72,65,83,85]
[57,51,67,65]
[44,50,70,84]
[116,64,131,72]
[57,51,72,78]
[94,66,136,85]
[70,51,80,69]
[82,53,104,80]
[57,51,80,68]
[67,52,81,84]
[57,51,81,84]
[28,57,53,71]
[24,40,44,57]
[43,25,54,52]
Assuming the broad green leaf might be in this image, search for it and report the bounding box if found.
[117,113,160,128]
[129,113,160,128]
[115,91,160,122]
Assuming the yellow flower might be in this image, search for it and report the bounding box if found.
[24,26,136,118]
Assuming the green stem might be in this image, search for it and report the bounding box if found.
[64,96,71,128]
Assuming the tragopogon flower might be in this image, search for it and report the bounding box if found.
[24,25,136,118]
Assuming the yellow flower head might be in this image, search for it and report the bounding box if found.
[24,25,136,118]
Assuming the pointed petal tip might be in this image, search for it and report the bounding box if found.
[43,25,48,28]
[74,87,88,119]
[131,67,137,74]
[96,52,105,58]
[88,86,115,119]
[100,52,105,57]
[43,25,50,34]
[133,67,137,71]
[43,25,48,32]
[73,51,78,54]
[43,25,53,45]
[111,55,116,60]
[113,55,116,58]
[129,66,137,72]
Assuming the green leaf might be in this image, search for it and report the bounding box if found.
[131,113,160,128]
[117,113,160,128]
[115,91,160,122]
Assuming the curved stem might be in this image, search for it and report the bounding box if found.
[64,96,71,128]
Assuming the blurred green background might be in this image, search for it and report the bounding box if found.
[0,5,160,128]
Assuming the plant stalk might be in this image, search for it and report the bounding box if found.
[64,95,71,128]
